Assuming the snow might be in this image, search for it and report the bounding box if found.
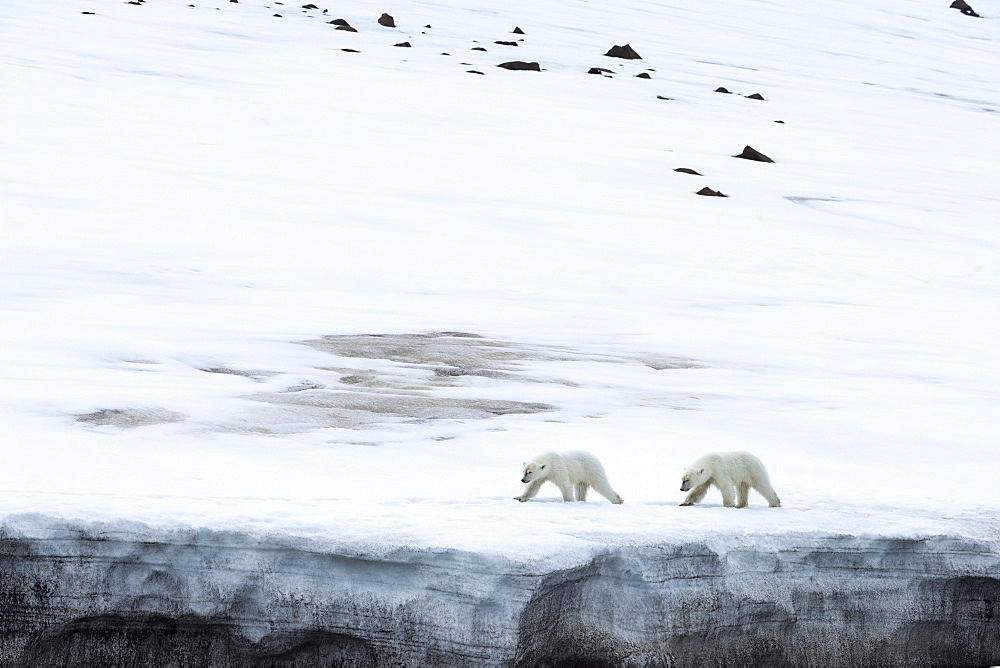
[2,0,999,564]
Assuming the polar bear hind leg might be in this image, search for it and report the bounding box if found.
[736,482,750,508]
[575,482,589,502]
[755,481,781,507]
[592,480,623,504]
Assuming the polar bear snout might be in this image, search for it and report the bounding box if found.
[521,475,531,483]
[680,483,689,492]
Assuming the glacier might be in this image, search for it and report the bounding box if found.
[2,0,999,663]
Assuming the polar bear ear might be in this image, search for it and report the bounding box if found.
[522,461,527,466]
[539,464,546,469]
[698,467,704,474]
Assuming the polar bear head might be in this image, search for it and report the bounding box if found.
[521,461,547,484]
[680,466,707,492]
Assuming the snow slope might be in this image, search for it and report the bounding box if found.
[2,0,1000,651]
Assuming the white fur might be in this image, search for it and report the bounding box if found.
[679,451,780,508]
[515,450,624,504]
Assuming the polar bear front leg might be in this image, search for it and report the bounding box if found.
[515,479,544,502]
[680,481,710,506]
[717,479,736,507]
[557,482,575,502]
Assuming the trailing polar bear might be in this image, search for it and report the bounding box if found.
[679,451,780,508]
[515,450,624,504]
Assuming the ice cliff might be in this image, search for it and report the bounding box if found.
[2,520,998,666]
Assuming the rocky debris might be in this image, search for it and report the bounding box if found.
[513,26,525,34]
[394,42,411,47]
[495,40,519,46]
[273,13,282,17]
[696,187,727,197]
[656,95,673,100]
[746,92,766,100]
[734,145,774,162]
[604,44,641,59]
[674,168,702,175]
[472,46,487,51]
[950,0,981,16]
[76,408,187,428]
[775,120,785,123]
[335,25,357,31]
[301,3,318,8]
[378,12,395,27]
[82,10,96,13]
[329,17,350,25]
[635,72,651,79]
[715,86,732,93]
[467,70,485,75]
[588,67,613,75]
[498,61,541,71]
[341,48,359,52]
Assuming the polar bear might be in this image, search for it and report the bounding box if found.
[679,451,780,508]
[515,450,624,504]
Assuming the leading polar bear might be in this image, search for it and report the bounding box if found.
[515,450,624,504]
[679,451,780,508]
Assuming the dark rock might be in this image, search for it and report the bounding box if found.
[775,120,785,124]
[497,61,541,71]
[378,12,395,27]
[513,26,525,34]
[950,0,981,16]
[335,25,357,32]
[425,24,431,28]
[82,10,96,13]
[696,187,727,197]
[674,168,702,175]
[471,46,487,51]
[329,18,349,25]
[394,42,411,47]
[605,44,642,59]
[715,87,732,94]
[746,93,766,100]
[635,72,651,79]
[273,13,282,17]
[588,67,613,75]
[495,41,518,46]
[341,48,359,52]
[467,70,485,75]
[301,3,317,8]
[734,145,774,162]
[656,95,673,100]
